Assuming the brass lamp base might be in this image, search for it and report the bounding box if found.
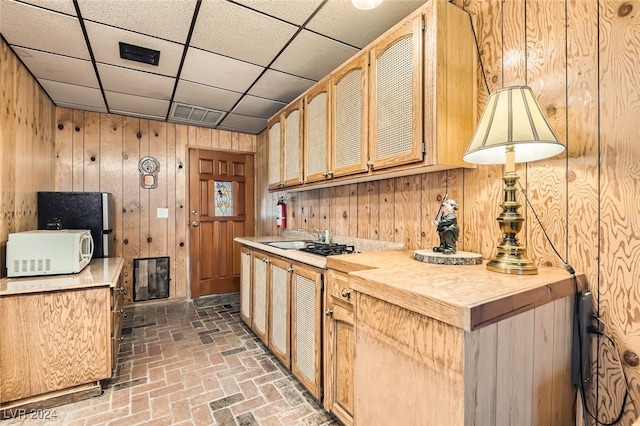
[486,245,538,275]
[487,168,538,275]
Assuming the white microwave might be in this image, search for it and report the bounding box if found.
[6,230,94,277]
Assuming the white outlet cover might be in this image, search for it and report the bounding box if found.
[157,208,169,219]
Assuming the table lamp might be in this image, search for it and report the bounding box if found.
[463,86,565,275]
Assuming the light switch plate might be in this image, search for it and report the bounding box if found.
[157,208,169,218]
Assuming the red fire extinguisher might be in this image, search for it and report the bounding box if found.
[276,197,287,229]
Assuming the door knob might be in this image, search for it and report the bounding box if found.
[191,221,200,227]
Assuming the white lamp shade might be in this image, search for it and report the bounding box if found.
[352,0,384,10]
[463,86,565,165]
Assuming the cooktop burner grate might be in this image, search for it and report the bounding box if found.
[299,242,357,256]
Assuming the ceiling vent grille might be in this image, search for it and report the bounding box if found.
[170,104,224,127]
[119,42,160,66]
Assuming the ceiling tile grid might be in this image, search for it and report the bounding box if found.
[1,0,427,134]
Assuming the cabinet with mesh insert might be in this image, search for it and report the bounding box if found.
[331,51,370,179]
[269,0,475,192]
[268,99,303,190]
[304,77,332,184]
[268,256,292,368]
[290,262,323,400]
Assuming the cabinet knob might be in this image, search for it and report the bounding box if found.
[262,258,270,264]
[287,267,294,273]
[325,309,333,317]
[118,310,127,317]
[119,336,125,342]
[341,289,351,299]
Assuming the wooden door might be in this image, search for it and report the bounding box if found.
[189,149,254,298]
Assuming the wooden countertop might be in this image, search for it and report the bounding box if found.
[327,250,587,331]
[0,257,124,296]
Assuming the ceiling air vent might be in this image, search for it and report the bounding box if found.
[170,104,224,127]
[119,42,160,66]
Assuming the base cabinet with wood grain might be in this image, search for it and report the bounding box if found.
[325,250,587,426]
[323,269,355,426]
[0,258,125,416]
[241,246,324,400]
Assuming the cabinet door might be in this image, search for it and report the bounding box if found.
[324,270,354,425]
[304,78,331,183]
[331,52,368,178]
[268,256,291,368]
[110,275,126,374]
[290,263,323,399]
[369,14,423,171]
[283,100,304,187]
[240,247,252,326]
[267,117,283,190]
[251,253,269,344]
[327,303,354,424]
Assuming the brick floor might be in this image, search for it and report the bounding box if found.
[5,296,339,426]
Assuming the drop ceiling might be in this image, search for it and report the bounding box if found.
[0,0,425,134]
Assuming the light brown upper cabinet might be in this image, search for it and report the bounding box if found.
[268,0,475,191]
[268,98,304,189]
[303,77,331,184]
[330,52,369,179]
[368,13,423,171]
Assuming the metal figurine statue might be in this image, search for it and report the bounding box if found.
[432,196,459,254]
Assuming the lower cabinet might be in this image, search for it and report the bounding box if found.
[268,256,291,368]
[110,274,126,374]
[290,262,323,400]
[240,247,252,325]
[323,269,355,425]
[243,247,323,399]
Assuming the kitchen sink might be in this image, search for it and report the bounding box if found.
[264,240,314,250]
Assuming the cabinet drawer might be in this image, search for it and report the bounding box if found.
[328,270,353,307]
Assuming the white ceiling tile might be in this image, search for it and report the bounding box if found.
[181,48,264,93]
[13,0,76,16]
[174,80,242,112]
[231,0,323,25]
[12,47,99,88]
[97,64,174,100]
[77,0,197,43]
[0,1,90,59]
[191,1,297,66]
[272,30,358,81]
[218,113,268,134]
[38,79,105,109]
[233,95,286,119]
[248,70,314,103]
[84,21,184,76]
[105,91,170,118]
[307,0,424,48]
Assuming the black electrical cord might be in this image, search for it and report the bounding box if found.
[518,181,630,425]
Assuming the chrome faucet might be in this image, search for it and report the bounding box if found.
[312,226,331,244]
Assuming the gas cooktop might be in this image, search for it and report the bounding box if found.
[299,242,357,257]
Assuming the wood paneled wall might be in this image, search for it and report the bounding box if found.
[54,109,256,304]
[256,0,640,423]
[0,38,56,276]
